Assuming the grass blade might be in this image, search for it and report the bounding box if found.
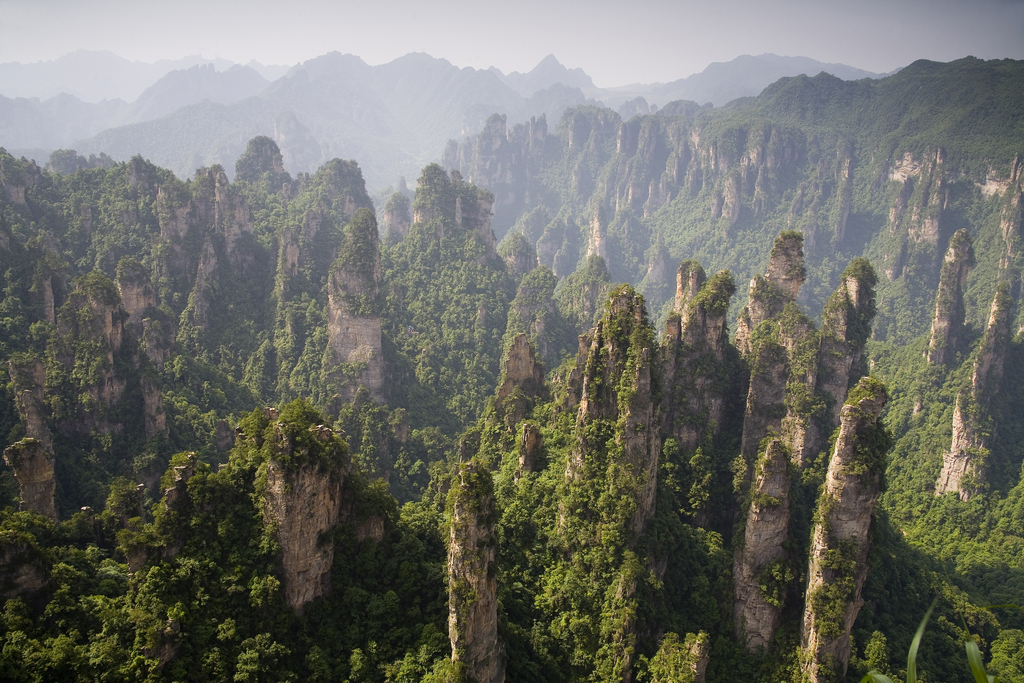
[906,598,938,683]
[965,639,995,683]
[859,672,896,683]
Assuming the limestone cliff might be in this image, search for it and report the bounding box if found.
[7,356,52,451]
[926,229,975,366]
[443,113,547,237]
[566,286,660,535]
[497,232,538,280]
[448,460,503,683]
[326,208,386,402]
[3,439,57,521]
[735,231,805,355]
[817,259,878,424]
[801,378,889,683]
[383,192,412,246]
[51,273,130,431]
[936,283,1014,499]
[115,257,157,326]
[261,415,349,612]
[733,439,791,650]
[738,324,789,479]
[495,333,546,427]
[661,267,736,452]
[504,266,573,371]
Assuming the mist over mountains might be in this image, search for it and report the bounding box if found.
[2,50,888,191]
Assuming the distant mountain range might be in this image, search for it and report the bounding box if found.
[0,50,892,191]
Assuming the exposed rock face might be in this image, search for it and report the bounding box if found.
[262,421,348,612]
[739,327,789,475]
[505,266,568,369]
[448,460,503,683]
[566,286,660,535]
[818,259,878,424]
[802,378,889,683]
[384,192,412,245]
[516,423,542,480]
[495,334,545,427]
[3,439,57,521]
[498,232,538,279]
[674,260,706,321]
[926,229,975,365]
[998,166,1022,296]
[661,268,736,452]
[733,439,791,650]
[444,114,548,237]
[116,258,157,325]
[326,208,385,402]
[936,284,1014,499]
[52,274,130,430]
[777,304,821,468]
[7,356,52,451]
[735,231,805,355]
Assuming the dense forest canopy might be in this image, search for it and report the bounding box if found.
[0,57,1022,682]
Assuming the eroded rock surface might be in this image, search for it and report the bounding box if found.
[262,421,349,612]
[801,378,889,683]
[926,229,975,366]
[448,460,503,683]
[733,439,791,650]
[936,284,1014,499]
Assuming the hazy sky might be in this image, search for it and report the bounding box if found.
[2,0,1022,85]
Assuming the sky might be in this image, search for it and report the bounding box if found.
[2,0,1022,86]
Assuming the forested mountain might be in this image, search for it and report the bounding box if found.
[2,51,884,194]
[0,56,1022,683]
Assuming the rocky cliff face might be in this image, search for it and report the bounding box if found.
[801,378,889,683]
[448,460,503,683]
[926,229,975,365]
[936,283,1014,499]
[661,267,736,452]
[566,286,660,534]
[735,231,805,355]
[735,234,807,470]
[495,333,546,427]
[2,439,56,522]
[7,356,52,451]
[326,208,386,402]
[733,439,791,650]
[443,113,547,238]
[115,258,157,326]
[817,259,878,425]
[881,149,949,281]
[383,192,412,246]
[261,417,349,612]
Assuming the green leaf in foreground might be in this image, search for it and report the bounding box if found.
[965,639,997,683]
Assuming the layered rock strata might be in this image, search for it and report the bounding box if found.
[801,378,889,683]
